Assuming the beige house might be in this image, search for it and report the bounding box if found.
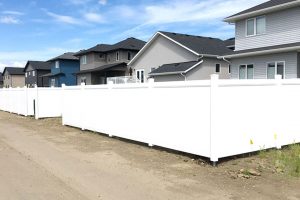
[3,67,25,88]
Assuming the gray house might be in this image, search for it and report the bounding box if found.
[222,0,300,79]
[75,38,146,85]
[0,73,3,88]
[24,61,51,87]
[3,67,25,88]
[128,31,233,82]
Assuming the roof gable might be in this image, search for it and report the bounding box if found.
[48,52,79,62]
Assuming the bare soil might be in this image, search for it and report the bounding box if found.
[0,111,299,200]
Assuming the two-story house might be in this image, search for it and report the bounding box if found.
[43,52,80,87]
[128,31,233,82]
[75,37,146,85]
[0,73,3,88]
[24,61,51,87]
[2,67,25,88]
[222,0,300,79]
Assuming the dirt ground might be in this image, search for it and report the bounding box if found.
[0,111,299,200]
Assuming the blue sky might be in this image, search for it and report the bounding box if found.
[0,0,267,71]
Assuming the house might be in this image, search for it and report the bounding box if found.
[74,38,146,85]
[222,0,300,79]
[44,52,80,87]
[2,67,25,88]
[128,31,233,82]
[24,61,51,87]
[0,73,3,88]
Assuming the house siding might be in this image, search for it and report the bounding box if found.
[230,52,298,79]
[235,7,300,51]
[298,53,300,78]
[129,35,199,81]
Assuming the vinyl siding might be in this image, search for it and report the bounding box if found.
[235,7,300,51]
[230,52,298,79]
[298,53,300,78]
[129,34,199,81]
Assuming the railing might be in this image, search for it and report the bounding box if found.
[106,76,141,84]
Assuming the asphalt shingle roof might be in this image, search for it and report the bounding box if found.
[4,67,25,75]
[48,52,79,62]
[149,61,200,75]
[159,31,233,56]
[227,0,298,19]
[74,38,146,56]
[224,38,235,47]
[76,62,127,74]
[25,61,51,71]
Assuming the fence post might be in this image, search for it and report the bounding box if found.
[61,84,66,126]
[107,81,113,137]
[275,75,282,149]
[24,86,28,117]
[9,87,12,113]
[34,84,39,120]
[147,78,155,147]
[80,82,86,131]
[210,74,219,165]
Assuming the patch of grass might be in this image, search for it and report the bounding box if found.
[261,144,300,177]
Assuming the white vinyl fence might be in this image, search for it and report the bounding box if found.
[62,75,300,162]
[0,87,63,119]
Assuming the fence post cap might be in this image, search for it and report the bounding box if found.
[210,74,219,80]
[80,82,86,86]
[275,75,282,80]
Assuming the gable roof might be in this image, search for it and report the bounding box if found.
[24,61,51,72]
[3,67,25,75]
[74,38,146,56]
[224,38,235,47]
[225,0,300,22]
[128,31,233,66]
[149,60,203,76]
[48,52,79,62]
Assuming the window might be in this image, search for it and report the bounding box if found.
[215,64,221,73]
[267,61,285,79]
[228,65,231,74]
[81,55,87,64]
[28,72,31,76]
[32,71,35,77]
[127,52,131,60]
[25,72,27,78]
[81,77,87,85]
[136,69,145,83]
[246,16,266,36]
[239,64,254,79]
[116,51,119,61]
[55,61,60,68]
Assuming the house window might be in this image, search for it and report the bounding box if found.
[116,51,120,61]
[81,77,87,85]
[246,16,266,36]
[127,52,131,60]
[32,71,35,77]
[25,72,27,78]
[81,55,87,64]
[228,65,231,74]
[51,78,55,87]
[28,72,31,76]
[267,61,285,79]
[136,69,145,83]
[239,64,254,79]
[55,61,60,68]
[215,64,221,73]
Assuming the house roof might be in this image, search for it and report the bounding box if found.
[222,41,300,58]
[41,72,65,77]
[3,67,25,75]
[76,62,127,74]
[224,38,235,47]
[128,31,233,66]
[224,0,300,22]
[48,52,79,62]
[159,31,234,56]
[74,38,146,56]
[24,61,51,72]
[149,60,203,76]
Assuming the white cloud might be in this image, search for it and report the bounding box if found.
[0,16,20,24]
[84,12,104,23]
[67,0,91,5]
[2,11,24,15]
[45,11,81,25]
[98,0,107,5]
